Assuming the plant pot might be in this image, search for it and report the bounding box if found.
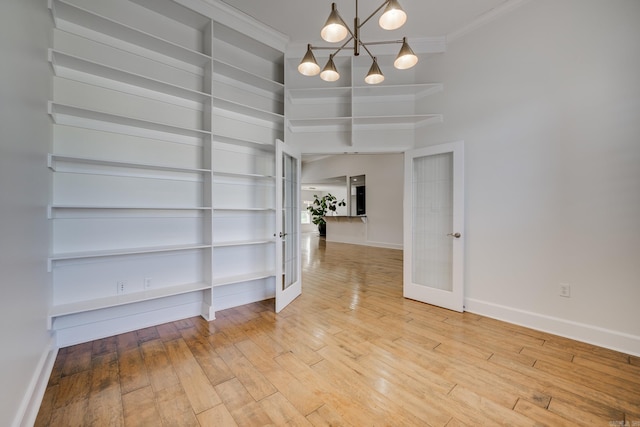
[318,222,326,237]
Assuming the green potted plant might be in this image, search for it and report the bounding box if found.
[307,193,346,236]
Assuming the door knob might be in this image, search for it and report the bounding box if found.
[279,232,288,238]
[447,232,461,238]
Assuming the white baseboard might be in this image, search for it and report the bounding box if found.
[465,298,640,357]
[14,336,57,427]
[55,301,203,348]
[366,240,404,250]
[212,278,275,311]
[325,237,403,251]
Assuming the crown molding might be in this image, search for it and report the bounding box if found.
[174,0,289,52]
[446,0,531,44]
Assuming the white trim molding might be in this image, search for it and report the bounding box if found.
[13,337,58,427]
[465,298,640,357]
[178,0,289,52]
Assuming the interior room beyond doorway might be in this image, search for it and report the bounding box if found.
[300,153,404,250]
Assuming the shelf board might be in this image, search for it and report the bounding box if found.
[287,117,352,133]
[49,281,210,325]
[211,170,274,180]
[287,87,351,104]
[353,114,443,128]
[212,207,276,212]
[48,102,211,141]
[49,50,211,103]
[212,271,275,287]
[214,59,284,95]
[213,97,284,125]
[212,239,276,248]
[353,83,443,100]
[48,243,212,271]
[48,153,211,174]
[212,133,276,151]
[48,204,212,219]
[49,0,211,67]
[49,204,211,210]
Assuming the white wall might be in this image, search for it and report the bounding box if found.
[302,154,404,249]
[416,0,640,354]
[0,0,55,425]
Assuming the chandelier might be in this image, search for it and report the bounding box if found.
[298,0,418,84]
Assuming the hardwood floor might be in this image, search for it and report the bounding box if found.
[36,234,640,426]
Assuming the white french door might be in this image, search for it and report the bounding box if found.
[275,139,302,312]
[404,141,465,311]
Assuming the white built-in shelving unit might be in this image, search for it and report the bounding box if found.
[47,0,286,346]
[285,54,443,152]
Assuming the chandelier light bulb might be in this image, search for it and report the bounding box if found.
[321,3,348,43]
[320,56,340,82]
[298,44,321,76]
[394,37,418,70]
[364,58,384,84]
[379,0,407,30]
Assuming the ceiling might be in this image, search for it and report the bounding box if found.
[219,0,514,45]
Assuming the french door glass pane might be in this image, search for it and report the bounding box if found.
[282,153,298,290]
[412,152,454,291]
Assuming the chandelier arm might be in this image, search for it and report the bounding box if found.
[309,36,354,53]
[359,42,376,61]
[358,0,390,29]
[360,39,404,46]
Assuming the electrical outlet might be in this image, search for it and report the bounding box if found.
[559,283,571,298]
[117,280,126,295]
[144,277,152,289]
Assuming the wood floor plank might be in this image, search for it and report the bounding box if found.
[447,385,537,426]
[155,383,199,427]
[85,354,123,426]
[60,342,92,376]
[181,329,235,387]
[320,342,454,426]
[259,392,312,426]
[36,234,639,426]
[197,404,238,426]
[116,331,139,353]
[520,344,575,363]
[534,357,640,402]
[155,321,183,342]
[572,353,640,384]
[33,384,57,427]
[91,336,117,357]
[163,338,222,414]
[490,353,630,419]
[121,386,162,427]
[53,369,91,408]
[235,339,324,416]
[229,400,275,427]
[209,332,278,402]
[48,398,88,427]
[214,378,255,413]
[118,348,150,394]
[513,398,577,427]
[139,339,180,392]
[547,396,623,426]
[305,403,349,427]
